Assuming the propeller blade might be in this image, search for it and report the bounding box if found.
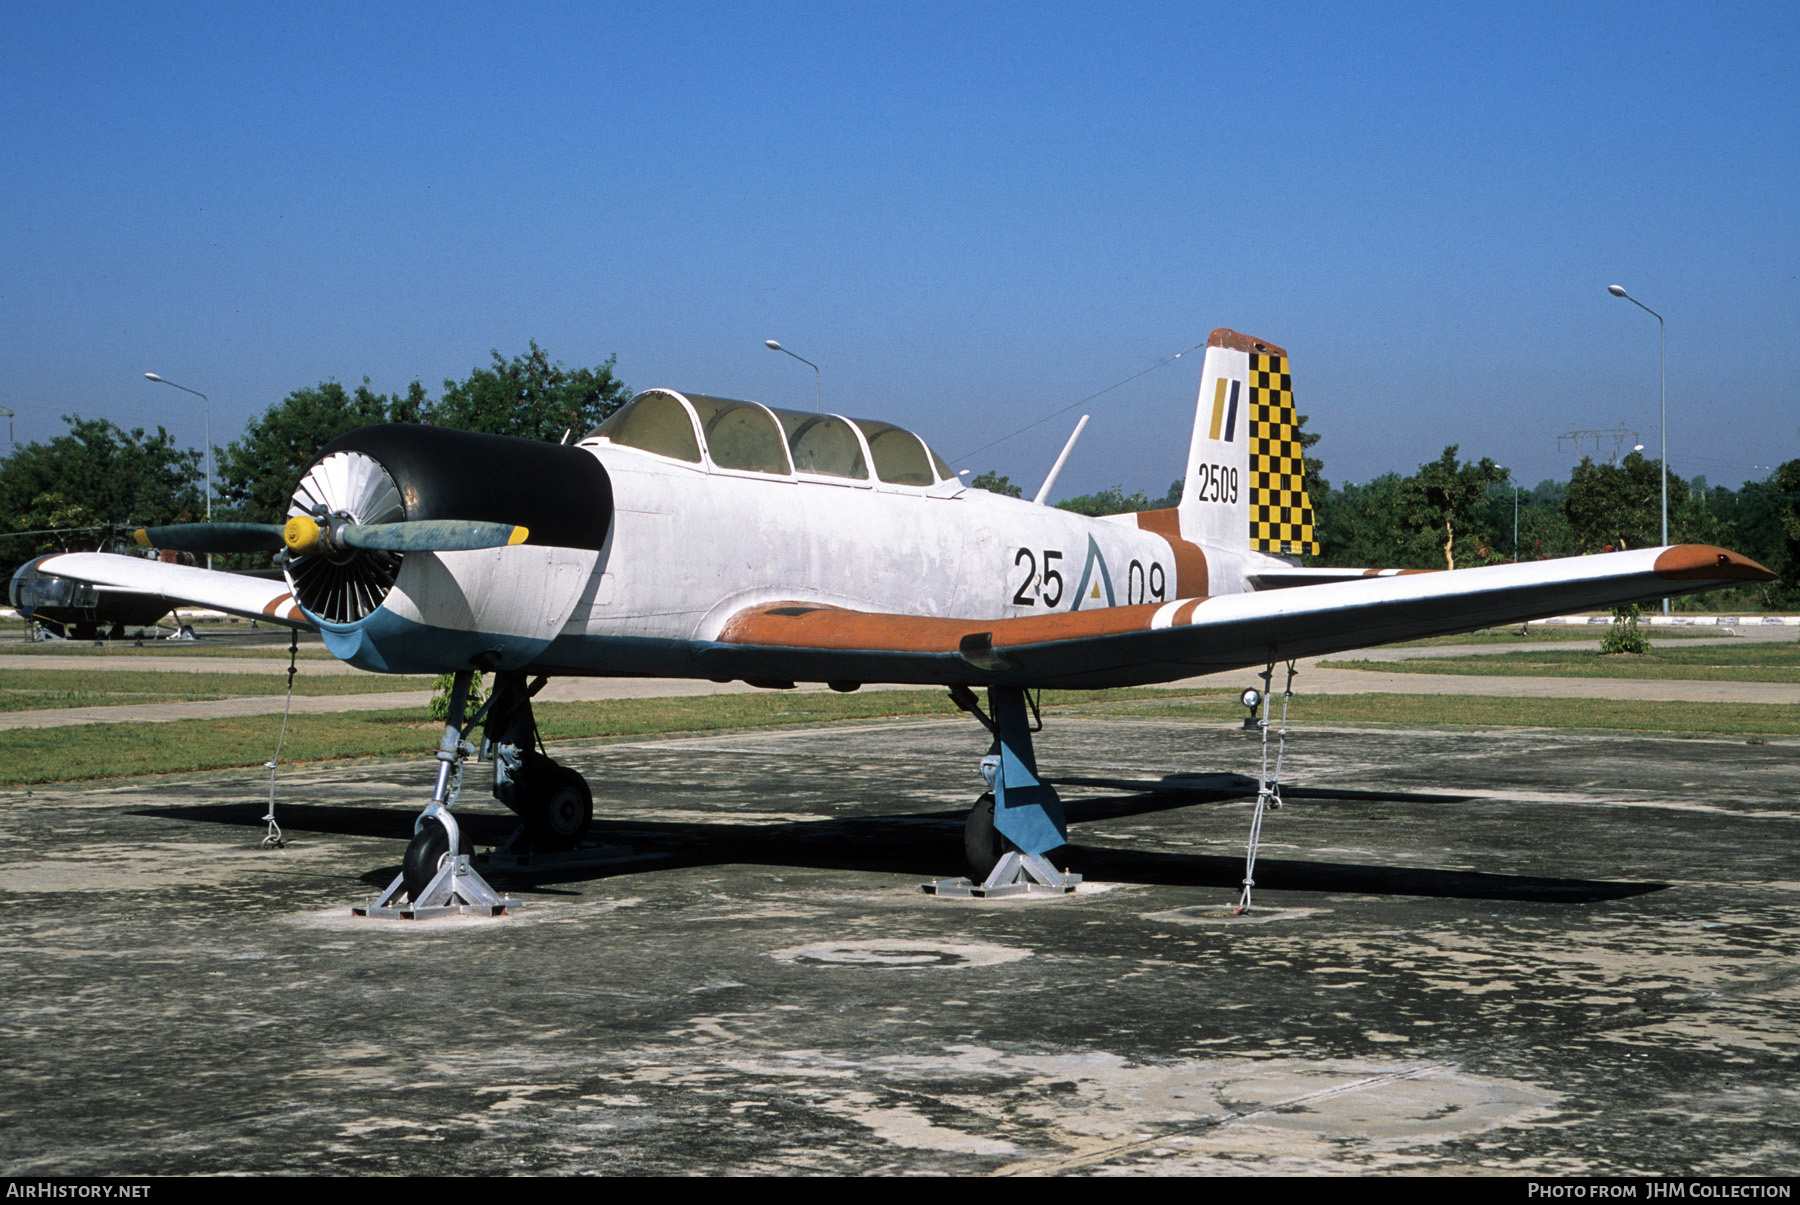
[134,522,286,554]
[337,520,529,553]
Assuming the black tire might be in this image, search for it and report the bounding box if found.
[402,817,472,903]
[963,792,1015,881]
[525,764,593,849]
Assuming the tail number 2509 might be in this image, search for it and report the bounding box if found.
[1195,463,1238,503]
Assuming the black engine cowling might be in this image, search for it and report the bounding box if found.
[285,424,612,624]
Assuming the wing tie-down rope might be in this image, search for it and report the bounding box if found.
[1232,659,1296,915]
[259,629,299,849]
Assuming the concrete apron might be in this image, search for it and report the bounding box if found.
[0,715,1794,1175]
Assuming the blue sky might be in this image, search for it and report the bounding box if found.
[2,1,1795,501]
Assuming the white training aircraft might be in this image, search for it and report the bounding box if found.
[40,329,1774,912]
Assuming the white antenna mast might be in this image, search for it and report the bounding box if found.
[1033,414,1090,506]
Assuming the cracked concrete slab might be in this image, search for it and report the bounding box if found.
[0,714,1794,1175]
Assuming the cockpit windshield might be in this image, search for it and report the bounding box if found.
[851,419,934,486]
[683,395,791,474]
[588,390,701,462]
[769,410,867,479]
[590,391,954,487]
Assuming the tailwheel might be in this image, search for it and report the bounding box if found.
[525,764,593,849]
[403,817,472,903]
[963,792,1016,882]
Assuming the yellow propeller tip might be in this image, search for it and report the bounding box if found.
[508,526,529,546]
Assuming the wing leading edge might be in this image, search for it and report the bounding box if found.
[703,545,1774,690]
[35,553,313,629]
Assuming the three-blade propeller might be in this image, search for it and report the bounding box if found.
[134,518,529,557]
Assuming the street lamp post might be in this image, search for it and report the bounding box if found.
[763,340,821,412]
[144,373,213,569]
[1607,285,1668,615]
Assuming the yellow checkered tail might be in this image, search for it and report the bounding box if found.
[1246,350,1319,557]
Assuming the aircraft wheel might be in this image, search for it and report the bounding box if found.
[526,764,593,849]
[402,817,472,903]
[963,792,1016,881]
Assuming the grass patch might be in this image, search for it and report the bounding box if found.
[3,683,1795,789]
[1388,625,1734,646]
[1321,642,1800,682]
[0,639,338,660]
[1084,691,1800,737]
[0,669,436,711]
[0,688,1221,787]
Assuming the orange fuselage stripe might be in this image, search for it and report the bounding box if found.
[1134,508,1210,598]
[718,599,1201,654]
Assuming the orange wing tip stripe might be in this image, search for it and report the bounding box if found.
[1652,545,1775,582]
[508,526,530,546]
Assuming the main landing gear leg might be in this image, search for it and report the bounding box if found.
[924,685,1082,898]
[482,671,593,854]
[356,668,518,919]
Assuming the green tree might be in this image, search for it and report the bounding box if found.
[1563,452,1669,554]
[1316,449,1508,570]
[969,470,1022,498]
[1517,503,1579,560]
[1315,473,1418,567]
[431,341,629,442]
[215,380,429,527]
[0,416,204,578]
[1402,446,1510,570]
[1054,486,1153,516]
[1771,459,1800,600]
[1295,411,1329,500]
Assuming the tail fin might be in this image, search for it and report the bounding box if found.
[1179,328,1319,558]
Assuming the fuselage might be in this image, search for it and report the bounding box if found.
[310,417,1285,679]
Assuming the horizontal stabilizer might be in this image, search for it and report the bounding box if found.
[1246,567,1435,590]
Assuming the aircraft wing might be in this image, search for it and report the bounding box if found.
[702,545,1774,690]
[35,552,313,629]
[1246,566,1435,589]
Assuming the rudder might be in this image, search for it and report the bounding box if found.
[1178,329,1318,558]
[1245,344,1319,558]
